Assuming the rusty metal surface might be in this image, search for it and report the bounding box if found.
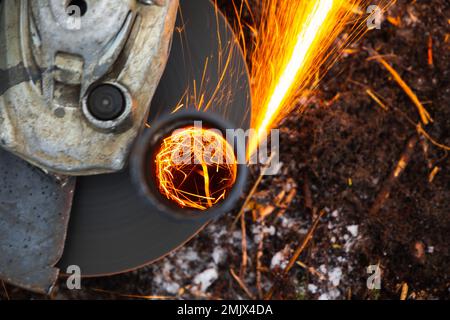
[0,148,75,294]
[58,0,251,276]
[0,0,178,175]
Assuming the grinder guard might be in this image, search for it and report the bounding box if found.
[0,0,179,175]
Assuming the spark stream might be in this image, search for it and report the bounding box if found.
[154,122,279,210]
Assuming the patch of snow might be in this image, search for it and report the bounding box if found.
[152,273,163,286]
[162,261,174,274]
[165,282,180,294]
[252,225,263,242]
[263,226,276,236]
[212,247,225,264]
[193,268,218,292]
[280,216,294,228]
[298,228,308,235]
[346,225,359,237]
[232,231,242,240]
[328,267,343,286]
[270,250,288,269]
[183,247,200,261]
[319,264,327,274]
[318,288,341,300]
[308,284,318,294]
[252,224,276,242]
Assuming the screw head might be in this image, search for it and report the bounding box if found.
[87,84,126,121]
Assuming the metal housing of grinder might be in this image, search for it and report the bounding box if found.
[0,0,178,175]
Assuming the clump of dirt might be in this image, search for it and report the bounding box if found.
[1,0,448,300]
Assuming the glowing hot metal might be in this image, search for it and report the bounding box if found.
[155,127,237,210]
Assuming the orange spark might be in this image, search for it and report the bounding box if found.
[428,35,433,66]
[157,0,393,207]
[155,127,237,210]
[169,3,242,117]
[366,88,388,111]
[247,0,388,156]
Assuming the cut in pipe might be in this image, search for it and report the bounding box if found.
[131,111,248,222]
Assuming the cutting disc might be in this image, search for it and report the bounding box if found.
[58,0,251,276]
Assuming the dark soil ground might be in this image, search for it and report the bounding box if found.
[1,0,449,300]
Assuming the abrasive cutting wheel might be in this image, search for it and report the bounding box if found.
[0,0,250,293]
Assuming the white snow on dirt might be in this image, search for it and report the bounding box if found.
[143,204,363,300]
[193,268,218,292]
[328,267,343,286]
[346,225,359,237]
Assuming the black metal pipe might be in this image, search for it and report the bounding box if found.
[131,110,248,222]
